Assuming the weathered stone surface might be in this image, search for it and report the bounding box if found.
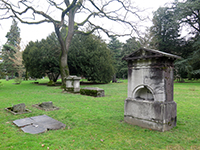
[32,102,59,111]
[39,101,53,109]
[13,118,34,127]
[66,76,81,92]
[21,124,46,134]
[124,99,177,131]
[13,115,66,134]
[80,87,105,97]
[123,48,179,131]
[12,103,26,113]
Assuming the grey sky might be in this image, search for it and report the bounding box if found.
[0,0,174,48]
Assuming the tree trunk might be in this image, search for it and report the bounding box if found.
[55,9,75,90]
[60,52,69,88]
[112,74,117,83]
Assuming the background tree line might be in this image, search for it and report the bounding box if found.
[1,0,200,83]
[149,0,200,80]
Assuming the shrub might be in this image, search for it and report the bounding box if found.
[47,80,56,86]
[14,77,22,84]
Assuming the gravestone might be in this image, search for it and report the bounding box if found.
[66,76,81,92]
[12,103,26,113]
[122,48,181,131]
[5,103,31,115]
[39,101,53,109]
[6,75,9,81]
[32,101,59,111]
[13,115,66,134]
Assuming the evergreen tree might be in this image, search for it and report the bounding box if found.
[108,37,122,81]
[120,37,141,79]
[23,33,61,82]
[1,19,21,79]
[150,7,180,54]
[68,34,115,83]
[6,19,21,47]
[173,0,200,80]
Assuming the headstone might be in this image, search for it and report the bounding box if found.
[12,103,26,113]
[122,48,181,131]
[5,103,31,115]
[39,101,53,109]
[6,75,9,81]
[32,101,59,111]
[13,115,66,134]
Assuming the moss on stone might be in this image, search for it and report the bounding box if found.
[80,89,98,97]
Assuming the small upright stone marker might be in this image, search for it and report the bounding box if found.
[12,103,26,113]
[5,103,31,115]
[39,101,53,109]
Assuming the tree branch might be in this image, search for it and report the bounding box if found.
[0,0,59,24]
[47,0,64,11]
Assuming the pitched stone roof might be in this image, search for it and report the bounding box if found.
[122,47,181,61]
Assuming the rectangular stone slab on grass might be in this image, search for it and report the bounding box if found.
[21,124,47,134]
[30,115,66,130]
[80,87,105,97]
[13,117,34,127]
[13,115,66,134]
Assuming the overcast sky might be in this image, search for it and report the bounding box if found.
[0,0,175,48]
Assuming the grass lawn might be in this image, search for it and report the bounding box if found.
[0,79,200,150]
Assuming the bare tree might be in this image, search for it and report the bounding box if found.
[0,0,142,88]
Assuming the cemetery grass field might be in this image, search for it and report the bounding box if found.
[0,79,200,150]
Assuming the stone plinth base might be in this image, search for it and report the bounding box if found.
[124,98,177,132]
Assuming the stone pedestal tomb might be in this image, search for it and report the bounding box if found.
[122,48,181,131]
[66,76,81,92]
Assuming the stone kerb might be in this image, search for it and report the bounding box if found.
[80,87,105,97]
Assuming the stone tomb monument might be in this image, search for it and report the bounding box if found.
[66,76,81,92]
[122,48,181,131]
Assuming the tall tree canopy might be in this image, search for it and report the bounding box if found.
[23,33,61,82]
[119,37,141,79]
[174,0,200,35]
[150,7,181,53]
[68,34,115,83]
[1,19,21,78]
[108,37,122,82]
[0,0,141,88]
[172,0,200,80]
[6,19,21,47]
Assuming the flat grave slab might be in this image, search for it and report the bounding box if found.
[13,117,34,127]
[80,87,105,97]
[13,115,66,134]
